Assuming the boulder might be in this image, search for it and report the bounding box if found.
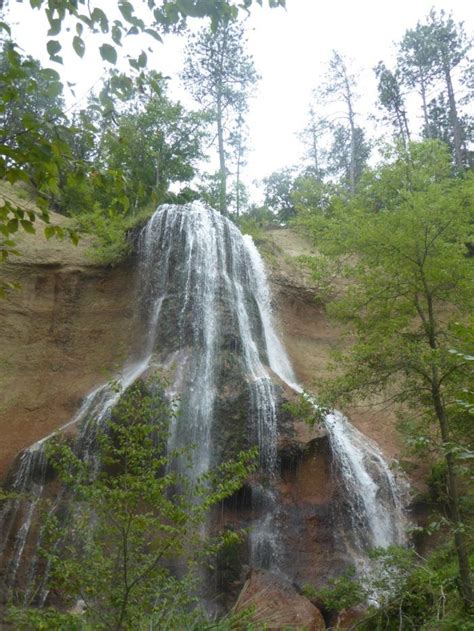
[234,569,325,630]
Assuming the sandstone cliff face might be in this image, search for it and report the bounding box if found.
[0,211,138,478]
[0,213,414,628]
[0,216,406,480]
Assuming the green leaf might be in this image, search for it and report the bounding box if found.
[44,225,56,240]
[40,68,61,81]
[47,40,61,57]
[137,51,147,68]
[111,24,123,45]
[99,44,117,65]
[47,19,61,36]
[20,220,35,234]
[47,82,63,98]
[144,28,162,43]
[73,35,85,58]
[7,218,18,233]
[91,8,109,33]
[0,22,11,35]
[118,1,134,22]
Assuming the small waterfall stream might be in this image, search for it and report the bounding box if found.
[0,202,407,599]
[244,235,407,568]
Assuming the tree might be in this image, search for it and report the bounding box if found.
[100,73,207,212]
[298,142,474,610]
[262,168,296,222]
[427,9,472,170]
[183,17,258,215]
[228,111,249,216]
[374,61,411,149]
[9,379,256,629]
[320,50,364,194]
[326,123,370,189]
[424,92,472,167]
[298,106,327,180]
[398,22,437,138]
[0,42,64,151]
[0,0,283,280]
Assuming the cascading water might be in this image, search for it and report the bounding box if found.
[1,201,407,602]
[244,235,407,568]
[138,204,282,568]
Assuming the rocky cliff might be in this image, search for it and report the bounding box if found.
[0,204,412,627]
[0,208,139,479]
[0,219,406,479]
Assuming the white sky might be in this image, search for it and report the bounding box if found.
[7,0,474,202]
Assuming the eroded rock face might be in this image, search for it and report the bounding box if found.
[0,257,138,479]
[277,435,348,589]
[263,228,405,463]
[0,217,409,612]
[234,569,326,630]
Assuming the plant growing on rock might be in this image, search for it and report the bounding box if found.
[7,379,257,630]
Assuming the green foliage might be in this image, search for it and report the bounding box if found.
[296,140,474,610]
[374,62,410,148]
[0,42,80,263]
[0,0,284,279]
[291,175,336,217]
[283,394,324,428]
[235,216,264,242]
[73,206,146,265]
[303,566,366,612]
[262,168,296,222]
[8,379,257,629]
[303,546,474,629]
[327,123,370,189]
[98,72,208,213]
[396,9,472,170]
[297,254,335,302]
[359,546,474,630]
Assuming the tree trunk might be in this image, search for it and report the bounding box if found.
[215,25,228,217]
[348,110,356,194]
[432,380,473,610]
[420,72,431,138]
[217,96,227,216]
[402,108,411,145]
[443,60,464,170]
[235,131,242,217]
[344,79,356,194]
[418,269,473,610]
[312,125,320,178]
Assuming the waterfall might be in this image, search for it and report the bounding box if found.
[244,235,407,567]
[138,204,282,568]
[0,202,407,599]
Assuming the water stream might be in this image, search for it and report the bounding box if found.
[244,234,407,569]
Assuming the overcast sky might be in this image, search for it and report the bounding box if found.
[8,0,474,200]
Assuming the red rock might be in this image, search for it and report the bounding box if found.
[234,569,326,630]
